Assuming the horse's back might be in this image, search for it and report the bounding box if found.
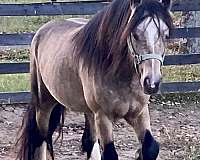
[31,18,88,111]
[66,18,89,25]
[32,18,88,46]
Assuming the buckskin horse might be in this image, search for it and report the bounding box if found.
[16,0,173,159]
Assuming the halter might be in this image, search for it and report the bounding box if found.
[127,33,165,65]
[127,6,165,65]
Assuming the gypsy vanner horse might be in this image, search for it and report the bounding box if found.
[16,0,173,159]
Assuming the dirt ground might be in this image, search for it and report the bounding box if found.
[0,102,200,160]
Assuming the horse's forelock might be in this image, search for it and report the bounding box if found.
[124,1,173,40]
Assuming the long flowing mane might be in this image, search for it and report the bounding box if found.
[73,0,173,77]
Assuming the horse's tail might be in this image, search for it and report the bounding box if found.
[15,103,37,160]
[15,103,65,160]
[15,34,65,160]
[15,33,40,160]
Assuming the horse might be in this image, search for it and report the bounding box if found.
[15,0,173,159]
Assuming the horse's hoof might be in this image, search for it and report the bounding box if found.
[102,142,118,160]
[142,130,159,160]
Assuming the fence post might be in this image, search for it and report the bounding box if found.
[184,11,200,53]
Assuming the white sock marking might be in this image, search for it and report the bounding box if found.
[89,141,101,160]
[41,141,47,160]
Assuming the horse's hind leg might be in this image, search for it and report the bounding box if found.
[33,70,66,160]
[31,62,59,159]
[124,106,159,160]
[16,60,64,160]
[82,112,101,160]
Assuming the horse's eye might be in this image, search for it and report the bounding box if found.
[133,34,139,41]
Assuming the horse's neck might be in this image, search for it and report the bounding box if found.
[102,61,138,88]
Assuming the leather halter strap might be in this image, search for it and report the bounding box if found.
[127,34,165,65]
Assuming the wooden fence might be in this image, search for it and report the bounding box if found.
[0,0,200,104]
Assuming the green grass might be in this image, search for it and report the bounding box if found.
[163,65,200,82]
[0,49,29,62]
[0,15,80,33]
[0,74,30,92]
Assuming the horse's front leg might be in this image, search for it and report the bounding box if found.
[95,110,118,160]
[82,112,101,160]
[125,106,159,160]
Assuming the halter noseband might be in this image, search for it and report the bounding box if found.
[127,33,165,65]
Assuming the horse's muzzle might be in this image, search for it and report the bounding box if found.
[143,76,160,95]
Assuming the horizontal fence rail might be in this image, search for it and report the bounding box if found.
[170,27,200,39]
[0,91,31,104]
[0,53,199,74]
[172,0,200,11]
[164,54,200,66]
[0,1,108,16]
[0,33,34,46]
[1,27,200,46]
[0,62,29,74]
[1,81,200,104]
[160,82,200,94]
[0,0,199,17]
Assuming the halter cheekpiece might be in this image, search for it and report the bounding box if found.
[127,33,165,65]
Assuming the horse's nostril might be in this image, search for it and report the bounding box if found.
[143,77,160,95]
[144,77,160,89]
[144,77,150,88]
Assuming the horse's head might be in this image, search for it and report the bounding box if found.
[127,0,173,95]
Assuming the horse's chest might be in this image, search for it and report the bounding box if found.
[95,88,133,118]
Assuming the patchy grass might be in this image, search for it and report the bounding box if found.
[0,49,29,62]
[0,74,30,92]
[0,15,80,33]
[163,65,200,82]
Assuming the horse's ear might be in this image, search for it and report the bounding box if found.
[130,0,142,8]
[161,0,172,11]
